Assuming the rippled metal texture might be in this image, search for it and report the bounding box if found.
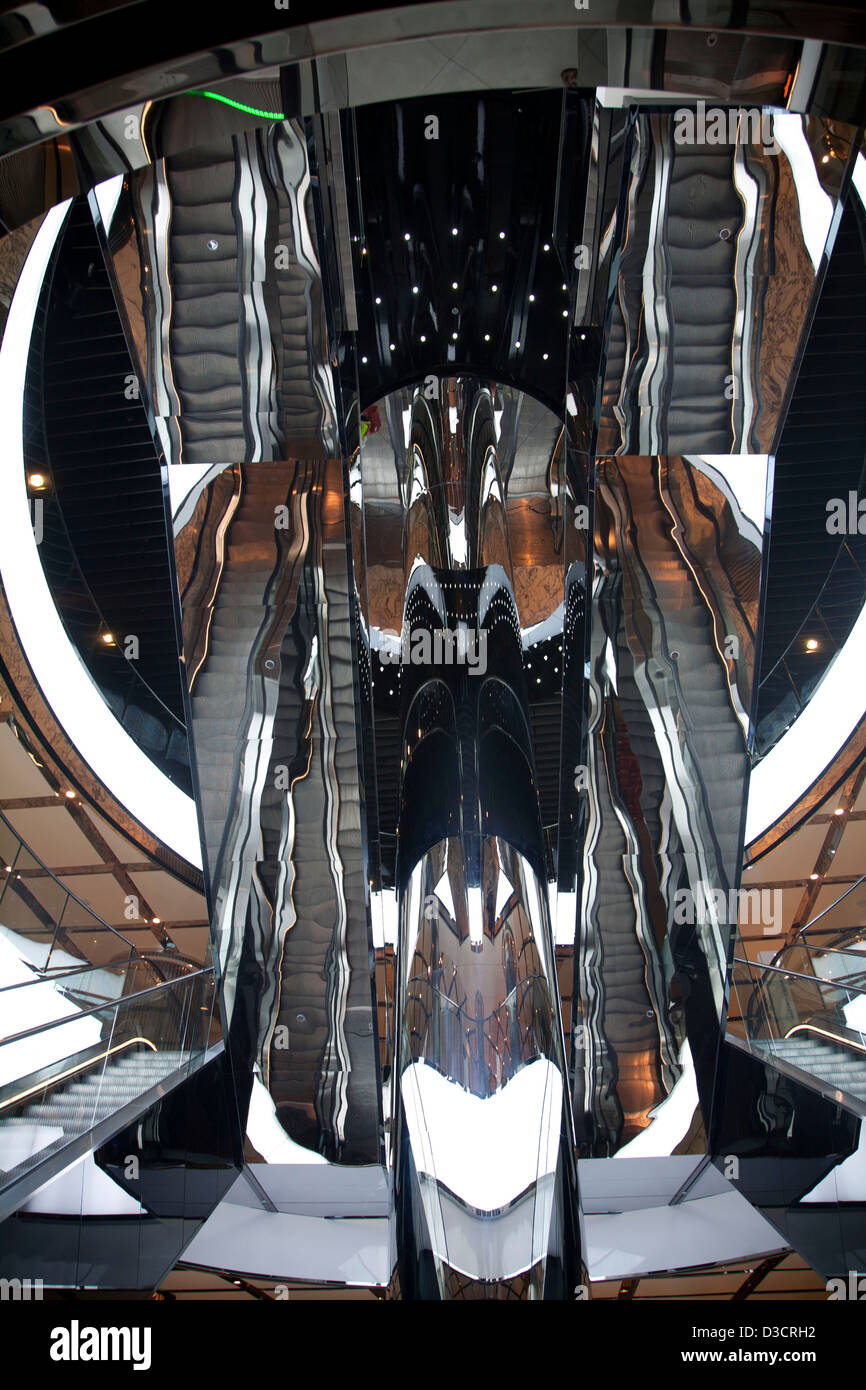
[599,110,858,457]
[574,454,766,1154]
[96,107,380,1165]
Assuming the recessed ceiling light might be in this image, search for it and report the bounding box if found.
[452,332,458,340]
[412,285,419,294]
[805,638,819,651]
[389,343,395,351]
[834,807,845,816]
[451,227,458,236]
[361,355,368,363]
[543,243,550,252]
[499,231,506,240]
[101,632,115,645]
[491,284,498,292]
[404,233,411,242]
[563,310,568,317]
[452,281,458,289]
[810,872,820,880]
[515,341,520,348]
[65,790,76,799]
[484,333,491,341]
[420,334,426,342]
[542,352,549,360]
[28,473,46,489]
[529,294,535,302]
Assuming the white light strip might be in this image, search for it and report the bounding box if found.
[746,600,866,845]
[0,202,202,868]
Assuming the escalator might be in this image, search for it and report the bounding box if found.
[0,820,218,1217]
[732,874,866,1113]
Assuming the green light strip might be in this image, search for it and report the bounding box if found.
[194,90,285,121]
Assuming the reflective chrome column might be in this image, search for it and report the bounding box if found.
[392,377,584,1299]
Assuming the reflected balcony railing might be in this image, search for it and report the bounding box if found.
[402,972,556,1095]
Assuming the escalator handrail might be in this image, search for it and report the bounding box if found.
[0,966,213,1049]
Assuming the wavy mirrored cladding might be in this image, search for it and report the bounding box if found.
[599,110,858,456]
[3,20,866,1295]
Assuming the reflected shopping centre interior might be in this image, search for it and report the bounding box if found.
[0,0,865,1301]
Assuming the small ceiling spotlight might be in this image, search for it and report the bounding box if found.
[389,342,396,351]
[28,472,47,489]
[452,280,458,289]
[491,284,498,293]
[805,638,819,651]
[528,294,535,302]
[420,334,426,342]
[412,285,419,294]
[361,355,368,363]
[375,296,382,305]
[484,333,491,341]
[543,243,550,252]
[152,917,161,925]
[499,231,506,240]
[809,872,820,881]
[452,332,458,340]
[834,807,845,816]
[451,227,458,236]
[64,790,76,799]
[542,352,549,360]
[101,632,115,646]
[404,233,411,242]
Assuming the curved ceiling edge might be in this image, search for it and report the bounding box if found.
[0,200,202,870]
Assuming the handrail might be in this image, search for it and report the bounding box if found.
[794,872,866,939]
[0,950,200,995]
[0,954,134,995]
[0,967,212,1049]
[733,955,866,999]
[0,806,138,954]
[784,940,866,961]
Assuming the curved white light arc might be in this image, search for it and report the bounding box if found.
[744,158,866,844]
[746,600,866,846]
[0,200,202,868]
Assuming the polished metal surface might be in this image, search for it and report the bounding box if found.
[1,8,865,1295]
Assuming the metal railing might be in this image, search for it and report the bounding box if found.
[0,965,217,1194]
